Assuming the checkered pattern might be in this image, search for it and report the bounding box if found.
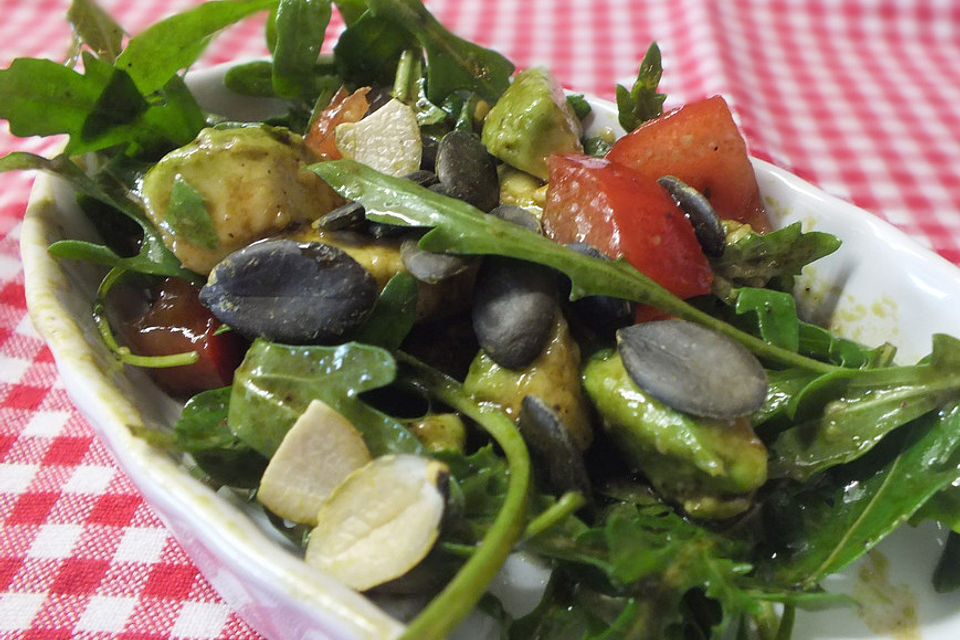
[2,1,960,639]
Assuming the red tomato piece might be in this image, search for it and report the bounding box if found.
[543,153,713,302]
[122,278,246,397]
[303,86,371,160]
[606,95,771,232]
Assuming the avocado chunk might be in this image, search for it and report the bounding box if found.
[464,312,593,450]
[582,349,767,519]
[481,67,583,180]
[142,126,344,274]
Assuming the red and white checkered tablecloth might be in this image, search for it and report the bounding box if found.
[2,1,960,639]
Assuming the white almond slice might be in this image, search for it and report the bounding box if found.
[305,454,448,592]
[257,399,372,525]
[335,98,422,177]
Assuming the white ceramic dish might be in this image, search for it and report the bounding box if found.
[20,65,960,639]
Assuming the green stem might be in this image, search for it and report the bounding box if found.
[775,605,796,640]
[392,48,416,102]
[397,353,531,640]
[93,267,199,369]
[522,492,586,541]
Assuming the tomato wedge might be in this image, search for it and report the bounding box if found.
[542,153,713,302]
[304,86,371,160]
[606,95,770,232]
[122,278,246,396]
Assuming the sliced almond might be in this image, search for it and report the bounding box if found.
[305,454,448,591]
[257,399,372,525]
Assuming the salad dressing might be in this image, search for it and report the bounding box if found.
[853,550,920,640]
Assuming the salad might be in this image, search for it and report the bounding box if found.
[6,1,960,639]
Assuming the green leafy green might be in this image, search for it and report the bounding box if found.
[435,444,511,539]
[129,386,267,488]
[0,152,196,282]
[334,9,417,86]
[765,400,960,586]
[934,531,960,593]
[0,50,205,158]
[353,272,418,350]
[272,0,332,99]
[173,387,268,488]
[229,339,422,458]
[615,42,666,133]
[223,60,276,97]
[367,0,515,103]
[522,501,837,640]
[115,0,277,96]
[770,334,960,480]
[735,287,800,352]
[334,0,367,25]
[583,135,613,157]
[566,93,592,120]
[392,49,448,126]
[913,484,960,533]
[164,176,218,249]
[797,322,896,369]
[68,0,125,63]
[712,222,842,296]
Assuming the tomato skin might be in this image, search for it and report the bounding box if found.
[123,278,246,397]
[543,153,713,301]
[606,95,770,232]
[303,86,371,160]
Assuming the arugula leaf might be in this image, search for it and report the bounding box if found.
[229,339,422,458]
[934,531,960,593]
[735,287,800,352]
[81,52,150,141]
[435,444,511,536]
[173,387,268,488]
[353,272,418,350]
[223,60,276,97]
[272,0,332,99]
[334,9,417,86]
[68,0,125,63]
[334,0,367,26]
[0,56,131,152]
[0,52,203,157]
[583,136,613,157]
[0,152,196,281]
[752,368,820,431]
[115,0,277,96]
[566,94,592,120]
[526,502,762,639]
[913,484,960,532]
[770,334,960,480]
[615,42,666,133]
[309,159,839,374]
[367,0,515,103]
[164,176,218,249]
[765,400,960,586]
[712,222,842,295]
[392,49,448,126]
[798,322,896,369]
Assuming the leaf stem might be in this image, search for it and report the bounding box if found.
[396,352,530,640]
[522,492,586,541]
